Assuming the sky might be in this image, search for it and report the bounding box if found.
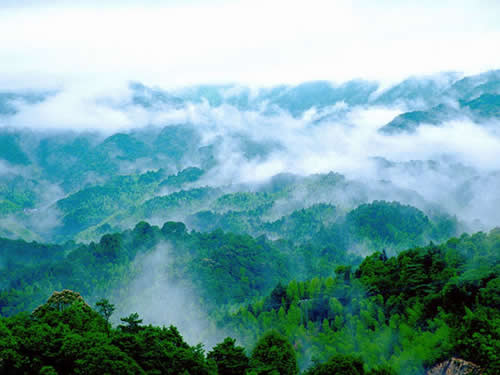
[1,0,499,89]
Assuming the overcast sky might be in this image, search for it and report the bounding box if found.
[1,0,499,88]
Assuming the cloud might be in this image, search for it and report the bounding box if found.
[0,1,499,87]
[2,74,500,232]
[0,160,20,176]
[113,243,228,347]
[4,82,137,132]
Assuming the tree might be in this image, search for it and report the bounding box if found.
[304,354,365,375]
[208,337,249,375]
[335,265,352,283]
[367,365,397,375]
[119,313,143,334]
[33,290,90,316]
[73,344,145,375]
[268,283,288,310]
[39,366,58,375]
[96,298,115,337]
[250,331,298,375]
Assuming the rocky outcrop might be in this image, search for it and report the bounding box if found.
[427,357,483,375]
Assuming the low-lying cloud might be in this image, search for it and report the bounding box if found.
[1,77,500,231]
[112,243,227,347]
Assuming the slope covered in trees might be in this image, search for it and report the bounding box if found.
[0,198,458,317]
[1,228,498,374]
[1,70,500,374]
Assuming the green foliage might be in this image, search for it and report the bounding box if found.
[0,293,215,375]
[344,201,456,250]
[55,170,166,238]
[96,298,115,336]
[212,192,276,213]
[250,331,299,375]
[159,166,205,189]
[216,229,499,374]
[305,354,365,375]
[96,298,115,321]
[263,204,338,243]
[2,73,500,375]
[119,312,143,333]
[138,187,221,219]
[0,202,496,374]
[207,337,249,375]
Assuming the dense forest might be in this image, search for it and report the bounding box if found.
[1,68,500,374]
[0,222,498,374]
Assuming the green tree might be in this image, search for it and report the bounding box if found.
[119,313,143,334]
[39,366,58,375]
[367,364,397,375]
[250,331,298,375]
[305,354,365,375]
[208,337,249,375]
[95,298,115,337]
[73,344,144,375]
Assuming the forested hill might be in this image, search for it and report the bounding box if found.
[0,198,458,317]
[1,69,499,375]
[1,70,500,244]
[0,222,498,374]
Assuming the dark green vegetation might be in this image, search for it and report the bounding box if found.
[1,221,498,374]
[1,70,500,374]
[1,290,214,374]
[218,229,500,374]
[0,199,458,316]
[0,290,400,375]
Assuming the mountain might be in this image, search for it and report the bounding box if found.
[1,225,498,373]
[268,80,378,116]
[380,71,500,133]
[0,91,49,116]
[444,69,500,100]
[1,70,499,374]
[380,104,461,133]
[373,72,460,108]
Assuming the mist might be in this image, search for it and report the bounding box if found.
[111,242,228,347]
[1,75,500,233]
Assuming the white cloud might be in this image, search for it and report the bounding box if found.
[0,0,498,87]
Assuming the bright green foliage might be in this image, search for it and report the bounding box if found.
[96,298,115,320]
[1,221,294,314]
[0,213,497,374]
[249,331,299,375]
[216,229,499,374]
